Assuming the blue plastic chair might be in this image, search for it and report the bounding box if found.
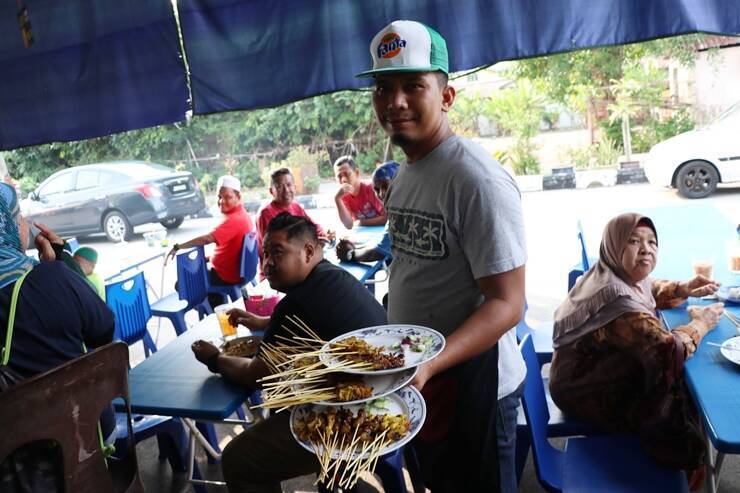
[515,298,555,366]
[105,273,200,482]
[65,237,80,253]
[567,221,599,291]
[518,335,689,493]
[208,230,259,304]
[151,246,213,335]
[567,221,599,292]
[106,272,158,357]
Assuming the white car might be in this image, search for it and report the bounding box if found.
[644,100,740,198]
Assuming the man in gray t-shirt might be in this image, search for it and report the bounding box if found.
[357,20,527,492]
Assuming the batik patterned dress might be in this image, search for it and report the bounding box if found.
[549,280,704,469]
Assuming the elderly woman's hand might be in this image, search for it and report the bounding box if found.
[687,303,724,336]
[679,275,721,298]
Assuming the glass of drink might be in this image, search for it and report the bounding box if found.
[692,258,714,279]
[214,304,237,341]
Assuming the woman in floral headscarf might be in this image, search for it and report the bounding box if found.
[549,213,723,480]
[0,183,115,490]
[0,183,36,289]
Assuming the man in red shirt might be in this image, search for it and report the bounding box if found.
[256,168,327,243]
[333,155,387,229]
[167,175,253,306]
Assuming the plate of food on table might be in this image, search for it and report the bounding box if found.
[220,336,261,357]
[319,325,445,375]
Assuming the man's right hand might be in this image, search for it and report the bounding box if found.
[335,239,356,261]
[227,308,264,329]
[335,184,353,199]
[688,303,724,336]
[191,340,219,366]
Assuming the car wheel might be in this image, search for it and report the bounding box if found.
[676,161,719,199]
[103,211,132,242]
[160,217,184,230]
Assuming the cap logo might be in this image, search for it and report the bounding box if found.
[377,32,406,59]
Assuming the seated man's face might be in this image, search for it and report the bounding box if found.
[218,187,241,214]
[271,174,295,206]
[373,179,391,201]
[73,255,95,276]
[334,164,360,190]
[262,229,315,291]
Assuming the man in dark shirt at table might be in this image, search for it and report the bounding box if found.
[191,212,387,492]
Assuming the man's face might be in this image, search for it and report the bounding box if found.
[373,179,391,201]
[372,72,452,148]
[74,255,95,276]
[270,174,295,206]
[334,164,360,188]
[218,187,241,214]
[262,230,314,291]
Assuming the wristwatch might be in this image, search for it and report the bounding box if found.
[173,243,180,252]
[345,249,355,262]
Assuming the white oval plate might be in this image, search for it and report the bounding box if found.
[295,367,417,406]
[719,336,740,365]
[319,325,445,375]
[716,286,740,305]
[290,386,426,460]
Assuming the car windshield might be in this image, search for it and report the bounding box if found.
[704,100,740,129]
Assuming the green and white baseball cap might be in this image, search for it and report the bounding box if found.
[356,20,449,78]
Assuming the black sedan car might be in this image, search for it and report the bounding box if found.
[22,161,207,242]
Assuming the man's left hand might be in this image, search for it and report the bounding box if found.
[191,340,220,365]
[410,362,435,391]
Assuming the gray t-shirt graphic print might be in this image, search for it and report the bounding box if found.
[385,135,527,336]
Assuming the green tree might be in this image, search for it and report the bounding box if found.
[483,80,546,175]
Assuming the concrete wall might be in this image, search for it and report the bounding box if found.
[674,45,740,124]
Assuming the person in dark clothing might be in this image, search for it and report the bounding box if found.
[0,183,115,492]
[191,213,387,493]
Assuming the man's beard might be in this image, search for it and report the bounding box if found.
[390,133,412,148]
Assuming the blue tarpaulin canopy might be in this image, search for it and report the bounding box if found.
[1,0,739,151]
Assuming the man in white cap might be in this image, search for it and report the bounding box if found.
[358,20,527,492]
[167,175,254,307]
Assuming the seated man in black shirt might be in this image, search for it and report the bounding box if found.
[191,212,387,492]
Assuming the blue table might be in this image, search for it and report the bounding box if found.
[120,319,248,420]
[663,302,740,492]
[117,313,252,488]
[326,225,388,285]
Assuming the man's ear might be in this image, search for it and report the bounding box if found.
[304,241,316,262]
[441,85,456,113]
[269,185,276,197]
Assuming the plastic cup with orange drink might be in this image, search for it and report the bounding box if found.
[214,304,237,341]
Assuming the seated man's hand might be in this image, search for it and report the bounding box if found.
[165,246,178,264]
[191,340,220,366]
[336,239,356,261]
[335,184,353,199]
[227,308,265,329]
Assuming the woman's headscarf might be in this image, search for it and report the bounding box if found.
[0,183,37,289]
[552,213,658,348]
